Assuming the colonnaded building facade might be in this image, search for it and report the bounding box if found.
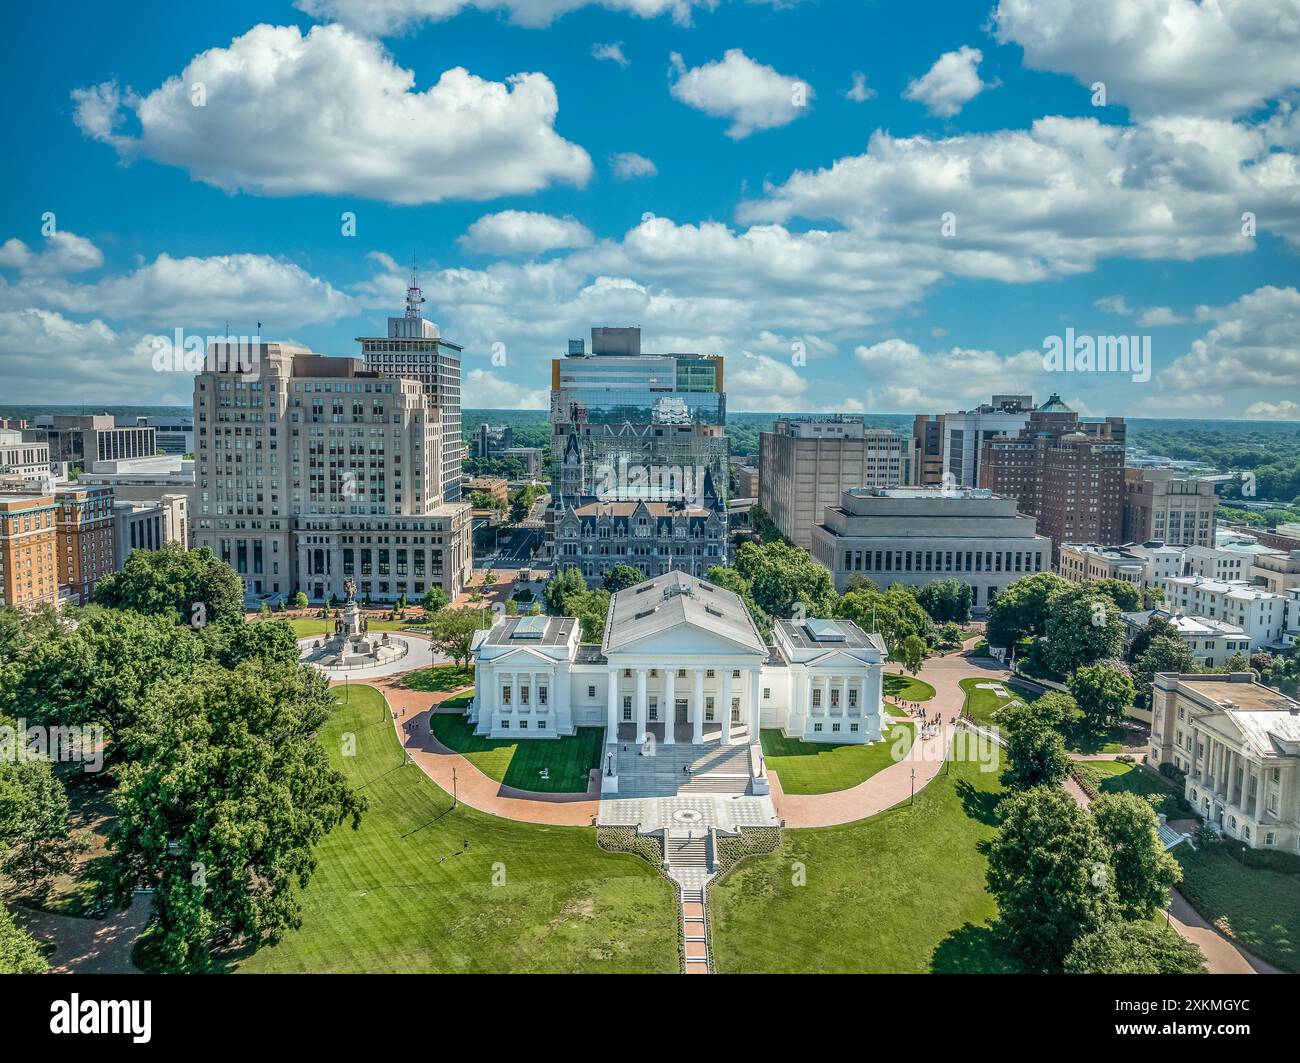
[468,570,887,749]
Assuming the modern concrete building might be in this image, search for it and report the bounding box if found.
[119,415,193,456]
[467,569,886,747]
[358,271,465,502]
[759,416,914,549]
[1251,550,1300,594]
[34,414,158,467]
[473,423,513,459]
[78,455,193,548]
[192,340,472,606]
[1150,673,1300,852]
[810,487,1051,610]
[1164,576,1287,649]
[502,446,543,478]
[114,500,168,568]
[0,429,52,480]
[912,395,1034,488]
[1184,542,1282,583]
[1120,608,1252,670]
[979,395,1126,560]
[734,463,759,499]
[0,492,60,609]
[1122,467,1217,547]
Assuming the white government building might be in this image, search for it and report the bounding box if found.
[468,570,887,748]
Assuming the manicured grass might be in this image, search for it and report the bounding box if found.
[403,664,475,693]
[760,723,915,796]
[884,673,936,702]
[237,685,676,973]
[959,676,1040,728]
[711,752,1018,973]
[284,617,414,638]
[429,711,603,793]
[1071,760,1191,819]
[1064,724,1132,756]
[1175,846,1300,973]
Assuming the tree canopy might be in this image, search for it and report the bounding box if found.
[94,544,244,626]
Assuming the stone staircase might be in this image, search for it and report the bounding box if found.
[665,830,714,974]
[614,737,755,799]
[681,885,709,974]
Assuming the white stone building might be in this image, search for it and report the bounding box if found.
[1120,609,1252,669]
[1164,576,1287,650]
[468,570,887,747]
[1150,673,1300,852]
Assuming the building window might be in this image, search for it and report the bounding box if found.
[813,722,823,732]
[588,685,596,698]
[812,688,822,708]
[705,696,715,721]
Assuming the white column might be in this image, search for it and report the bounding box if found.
[606,667,619,740]
[510,673,518,721]
[749,667,762,740]
[692,668,705,744]
[635,668,648,743]
[721,669,733,745]
[664,668,677,745]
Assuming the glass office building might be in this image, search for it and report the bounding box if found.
[549,328,728,506]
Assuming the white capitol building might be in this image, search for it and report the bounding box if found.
[468,570,888,760]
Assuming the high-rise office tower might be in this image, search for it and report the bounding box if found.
[979,394,1126,560]
[192,342,471,605]
[912,395,1035,488]
[549,327,728,507]
[759,417,916,549]
[358,270,464,502]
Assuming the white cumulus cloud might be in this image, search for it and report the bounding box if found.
[903,46,993,118]
[458,211,594,255]
[72,23,592,205]
[669,49,813,139]
[610,152,658,179]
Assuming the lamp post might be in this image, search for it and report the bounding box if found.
[452,766,458,809]
[910,767,916,806]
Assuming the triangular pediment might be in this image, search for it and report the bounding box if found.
[606,616,766,659]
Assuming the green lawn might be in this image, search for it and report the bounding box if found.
[404,664,475,693]
[959,676,1041,728]
[1071,760,1191,819]
[429,711,603,793]
[884,673,936,702]
[238,685,676,973]
[1175,846,1300,973]
[1064,723,1132,755]
[711,752,1018,973]
[760,723,915,795]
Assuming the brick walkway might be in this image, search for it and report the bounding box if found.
[340,676,600,826]
[771,651,1012,828]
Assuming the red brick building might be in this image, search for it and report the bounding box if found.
[979,395,1126,561]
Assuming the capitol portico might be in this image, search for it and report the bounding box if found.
[468,570,887,749]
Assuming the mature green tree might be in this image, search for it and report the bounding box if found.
[258,601,272,618]
[12,608,207,747]
[733,541,836,619]
[1087,579,1143,613]
[1126,615,1177,665]
[0,754,79,892]
[1004,691,1078,735]
[602,565,646,593]
[1063,920,1206,974]
[984,572,1071,648]
[986,787,1119,971]
[1042,587,1124,677]
[1092,792,1182,919]
[0,906,46,973]
[544,567,589,615]
[915,578,974,624]
[1131,635,1198,707]
[292,591,309,610]
[94,543,243,625]
[199,617,300,669]
[106,661,364,971]
[421,586,449,617]
[1221,651,1250,673]
[426,607,492,669]
[897,635,927,676]
[1003,717,1070,790]
[570,588,612,643]
[1069,664,1136,731]
[834,585,932,656]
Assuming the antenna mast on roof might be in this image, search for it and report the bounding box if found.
[405,253,425,319]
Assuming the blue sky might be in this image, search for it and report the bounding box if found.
[1,0,1297,418]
